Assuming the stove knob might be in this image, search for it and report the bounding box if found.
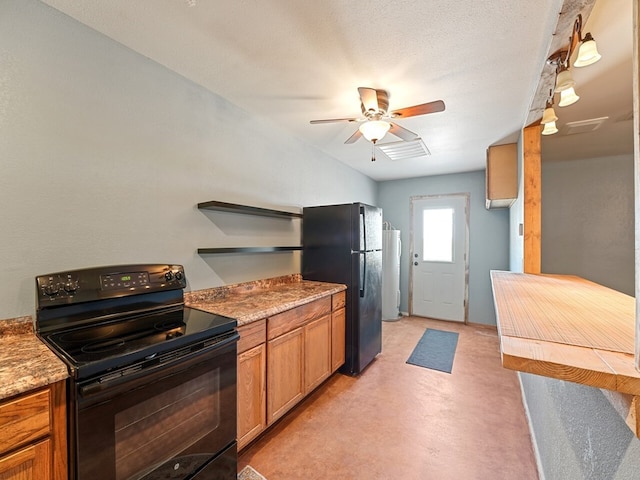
[64,281,79,293]
[174,271,183,281]
[43,283,59,296]
[164,271,174,282]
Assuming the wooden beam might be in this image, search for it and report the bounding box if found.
[523,125,541,274]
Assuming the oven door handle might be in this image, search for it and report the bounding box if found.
[78,331,239,401]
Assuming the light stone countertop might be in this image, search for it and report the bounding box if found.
[185,275,346,326]
[0,316,69,401]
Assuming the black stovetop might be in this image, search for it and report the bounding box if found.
[35,264,237,380]
[40,305,236,380]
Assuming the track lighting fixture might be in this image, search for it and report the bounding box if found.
[541,13,601,135]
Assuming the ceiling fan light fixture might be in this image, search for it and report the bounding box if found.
[574,33,601,67]
[541,121,558,136]
[558,87,580,107]
[359,120,390,143]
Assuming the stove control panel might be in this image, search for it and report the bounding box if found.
[36,264,187,307]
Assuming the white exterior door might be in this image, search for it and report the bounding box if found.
[410,195,468,322]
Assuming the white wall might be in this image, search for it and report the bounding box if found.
[378,170,510,326]
[0,0,377,319]
[509,136,525,272]
[541,154,635,295]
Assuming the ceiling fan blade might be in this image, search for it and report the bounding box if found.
[344,128,363,144]
[389,122,419,141]
[358,87,379,114]
[310,117,358,124]
[390,100,445,118]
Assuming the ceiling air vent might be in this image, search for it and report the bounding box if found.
[376,138,430,161]
[560,117,609,136]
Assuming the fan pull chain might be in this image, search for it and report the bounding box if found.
[371,142,376,162]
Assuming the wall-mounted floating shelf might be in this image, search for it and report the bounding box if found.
[197,201,303,255]
[197,200,303,219]
[198,246,302,254]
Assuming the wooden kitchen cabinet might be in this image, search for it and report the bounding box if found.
[331,291,346,372]
[267,326,305,424]
[237,320,267,450]
[485,143,517,209]
[239,291,346,448]
[266,296,333,425]
[0,381,67,480]
[304,314,332,392]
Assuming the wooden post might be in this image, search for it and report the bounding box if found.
[523,124,542,274]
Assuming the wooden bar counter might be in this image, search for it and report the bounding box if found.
[490,271,640,436]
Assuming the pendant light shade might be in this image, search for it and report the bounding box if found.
[555,68,575,92]
[359,120,390,143]
[573,33,601,67]
[558,87,580,107]
[541,121,558,135]
[541,106,558,124]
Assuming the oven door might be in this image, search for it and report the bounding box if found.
[72,335,238,480]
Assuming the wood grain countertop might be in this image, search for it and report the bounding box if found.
[0,316,69,401]
[185,274,346,326]
[491,271,640,436]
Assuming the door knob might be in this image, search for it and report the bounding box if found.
[414,253,418,258]
[414,262,418,266]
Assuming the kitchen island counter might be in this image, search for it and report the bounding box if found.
[185,274,346,326]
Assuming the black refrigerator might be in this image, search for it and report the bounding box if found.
[302,203,383,375]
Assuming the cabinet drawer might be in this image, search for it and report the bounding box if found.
[0,389,51,456]
[237,319,266,354]
[268,297,331,340]
[332,291,346,311]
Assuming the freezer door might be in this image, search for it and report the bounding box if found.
[355,204,383,252]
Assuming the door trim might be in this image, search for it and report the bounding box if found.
[408,193,470,323]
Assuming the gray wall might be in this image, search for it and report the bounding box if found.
[541,154,635,296]
[0,0,377,319]
[520,373,640,480]
[514,154,638,479]
[378,170,510,326]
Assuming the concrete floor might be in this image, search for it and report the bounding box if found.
[238,316,539,480]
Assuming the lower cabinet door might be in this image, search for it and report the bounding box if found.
[237,343,266,450]
[305,314,332,392]
[267,327,304,424]
[0,439,51,480]
[331,307,346,372]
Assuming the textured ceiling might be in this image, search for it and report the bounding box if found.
[41,0,632,180]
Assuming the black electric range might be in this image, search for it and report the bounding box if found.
[35,264,237,380]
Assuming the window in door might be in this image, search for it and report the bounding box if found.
[422,208,454,262]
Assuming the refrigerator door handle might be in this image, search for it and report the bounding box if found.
[359,252,366,297]
[359,205,366,252]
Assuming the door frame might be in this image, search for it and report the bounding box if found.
[408,193,470,323]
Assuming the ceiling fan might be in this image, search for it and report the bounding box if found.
[310,87,445,145]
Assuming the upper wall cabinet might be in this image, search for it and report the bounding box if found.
[485,143,517,209]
